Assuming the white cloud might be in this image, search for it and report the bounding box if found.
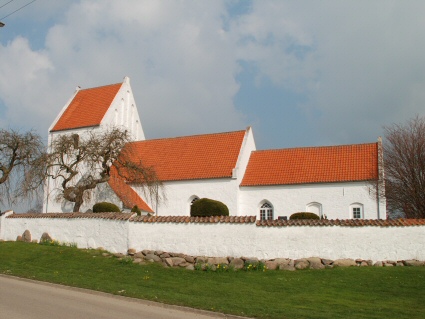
[1,0,425,148]
[229,0,425,145]
[40,0,246,138]
[0,37,54,133]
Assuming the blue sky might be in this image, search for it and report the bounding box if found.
[1,0,425,151]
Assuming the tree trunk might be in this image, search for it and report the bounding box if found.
[73,200,83,212]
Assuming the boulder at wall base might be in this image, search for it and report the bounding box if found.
[294,259,309,270]
[306,257,325,270]
[16,235,23,242]
[134,252,145,259]
[403,260,424,267]
[229,258,244,269]
[170,257,186,266]
[265,261,278,270]
[184,255,195,263]
[22,230,32,243]
[196,256,208,264]
[164,258,174,267]
[40,232,53,242]
[207,257,229,265]
[333,259,357,267]
[309,261,325,270]
[321,259,333,266]
[144,254,161,262]
[306,257,322,264]
[279,264,296,271]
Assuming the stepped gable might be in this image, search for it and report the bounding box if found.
[51,82,122,132]
[241,142,378,186]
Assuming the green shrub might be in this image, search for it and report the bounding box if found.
[190,198,229,217]
[93,202,120,213]
[290,212,320,220]
[131,205,141,216]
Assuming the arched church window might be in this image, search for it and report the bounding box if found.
[260,202,273,220]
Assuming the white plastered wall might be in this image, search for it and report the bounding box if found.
[141,178,239,216]
[239,182,386,220]
[2,216,129,253]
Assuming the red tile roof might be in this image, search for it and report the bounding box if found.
[127,130,247,181]
[241,143,378,186]
[51,83,122,132]
[108,166,153,212]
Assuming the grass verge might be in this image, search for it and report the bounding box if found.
[0,241,424,319]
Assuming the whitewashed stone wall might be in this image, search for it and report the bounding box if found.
[2,213,128,253]
[2,213,424,262]
[129,222,424,261]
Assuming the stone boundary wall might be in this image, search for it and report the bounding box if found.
[1,212,425,261]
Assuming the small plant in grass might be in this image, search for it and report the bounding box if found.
[194,263,216,272]
[39,240,77,248]
[243,261,267,272]
[119,256,133,265]
[216,263,230,272]
[204,263,215,272]
[39,239,61,246]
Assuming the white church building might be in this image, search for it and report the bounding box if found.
[43,77,386,220]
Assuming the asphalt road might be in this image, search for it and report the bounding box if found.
[0,275,242,319]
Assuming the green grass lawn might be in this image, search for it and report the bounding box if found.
[0,241,424,319]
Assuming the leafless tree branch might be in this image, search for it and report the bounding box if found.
[381,115,425,218]
[0,129,45,205]
[46,128,163,212]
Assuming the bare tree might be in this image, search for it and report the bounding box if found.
[0,129,45,204]
[46,128,162,212]
[382,115,425,218]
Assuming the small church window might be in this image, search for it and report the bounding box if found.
[350,203,363,219]
[260,202,273,220]
[353,207,361,219]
